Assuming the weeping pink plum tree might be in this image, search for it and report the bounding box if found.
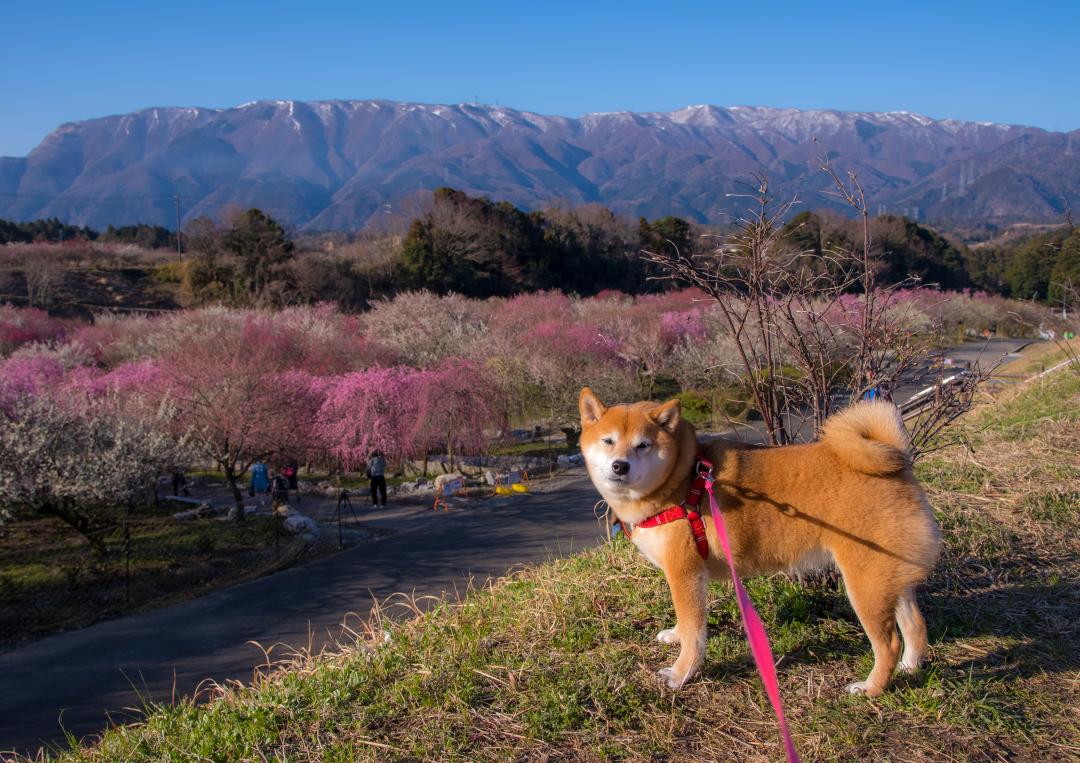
[409,359,508,472]
[314,367,421,469]
[315,362,507,475]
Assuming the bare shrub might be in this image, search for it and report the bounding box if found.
[24,250,66,308]
[645,167,993,457]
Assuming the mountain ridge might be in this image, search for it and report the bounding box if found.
[2,99,1078,231]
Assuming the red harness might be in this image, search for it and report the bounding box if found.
[634,456,713,559]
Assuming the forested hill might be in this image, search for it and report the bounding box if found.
[4,188,1078,308]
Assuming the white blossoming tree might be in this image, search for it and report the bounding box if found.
[0,395,189,551]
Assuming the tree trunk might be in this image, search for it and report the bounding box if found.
[561,426,581,450]
[224,463,245,522]
[37,501,107,555]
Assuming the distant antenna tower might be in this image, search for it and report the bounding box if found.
[174,194,183,255]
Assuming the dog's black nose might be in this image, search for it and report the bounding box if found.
[611,460,630,476]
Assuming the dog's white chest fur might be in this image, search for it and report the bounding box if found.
[629,525,666,569]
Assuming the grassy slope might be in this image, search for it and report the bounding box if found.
[47,370,1080,762]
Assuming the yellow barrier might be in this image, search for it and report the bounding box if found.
[493,470,530,497]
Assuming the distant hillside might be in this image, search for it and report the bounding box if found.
[1,100,1078,230]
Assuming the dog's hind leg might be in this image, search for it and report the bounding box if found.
[837,566,901,697]
[896,586,929,673]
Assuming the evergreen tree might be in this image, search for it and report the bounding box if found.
[1048,228,1080,305]
[222,209,295,304]
[1004,231,1064,300]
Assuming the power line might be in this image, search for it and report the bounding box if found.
[0,192,183,203]
[0,191,337,216]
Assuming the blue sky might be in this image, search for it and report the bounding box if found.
[2,0,1077,156]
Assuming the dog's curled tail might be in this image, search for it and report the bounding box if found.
[820,400,911,475]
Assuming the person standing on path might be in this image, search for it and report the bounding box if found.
[250,461,270,509]
[270,469,290,509]
[368,450,387,507]
[283,457,300,503]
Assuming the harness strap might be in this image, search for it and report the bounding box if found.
[633,455,713,559]
[636,505,709,558]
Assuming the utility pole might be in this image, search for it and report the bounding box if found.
[174,194,183,256]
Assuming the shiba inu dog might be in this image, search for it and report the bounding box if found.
[578,387,941,696]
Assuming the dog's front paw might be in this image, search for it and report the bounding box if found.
[898,657,923,674]
[656,628,679,644]
[844,680,883,697]
[658,666,689,690]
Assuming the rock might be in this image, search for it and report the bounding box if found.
[483,470,497,485]
[557,453,584,468]
[177,503,216,521]
[283,514,320,542]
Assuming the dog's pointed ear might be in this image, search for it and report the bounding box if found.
[652,398,681,432]
[579,387,606,427]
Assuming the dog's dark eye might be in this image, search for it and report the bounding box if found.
[635,442,651,451]
[601,437,614,446]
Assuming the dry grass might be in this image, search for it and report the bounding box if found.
[30,368,1080,763]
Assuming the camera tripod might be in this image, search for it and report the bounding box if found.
[332,488,361,548]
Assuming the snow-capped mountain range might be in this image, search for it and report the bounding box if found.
[2,99,1077,230]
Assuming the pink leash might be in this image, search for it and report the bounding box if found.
[704,471,801,763]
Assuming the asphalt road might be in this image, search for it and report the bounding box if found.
[0,473,607,757]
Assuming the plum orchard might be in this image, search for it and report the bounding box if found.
[0,285,1070,525]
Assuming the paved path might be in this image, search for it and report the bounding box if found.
[1,473,606,757]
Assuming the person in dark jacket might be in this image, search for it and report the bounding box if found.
[270,469,290,509]
[283,457,300,502]
[172,471,189,497]
[368,450,387,507]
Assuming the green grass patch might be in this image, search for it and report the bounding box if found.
[0,505,327,651]
[975,370,1080,438]
[490,440,577,458]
